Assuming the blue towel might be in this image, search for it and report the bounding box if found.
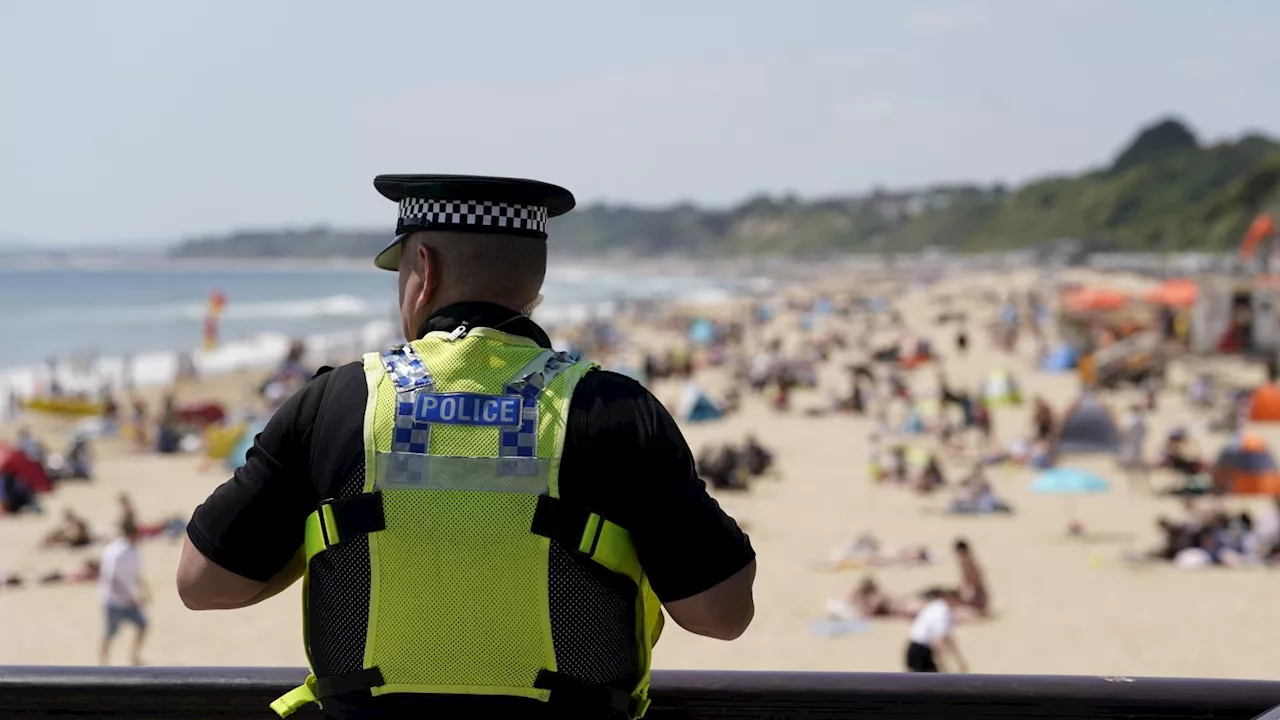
[809,618,871,637]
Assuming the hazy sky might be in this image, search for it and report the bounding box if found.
[3,0,1279,246]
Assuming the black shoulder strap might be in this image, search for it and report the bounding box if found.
[308,362,366,497]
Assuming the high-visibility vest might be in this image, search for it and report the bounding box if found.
[272,327,663,718]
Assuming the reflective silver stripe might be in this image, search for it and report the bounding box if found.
[499,351,580,465]
[374,451,550,494]
[380,345,435,454]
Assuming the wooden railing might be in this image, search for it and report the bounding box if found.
[2,666,1279,719]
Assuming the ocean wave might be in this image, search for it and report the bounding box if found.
[13,294,389,327]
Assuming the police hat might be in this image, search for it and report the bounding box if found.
[372,174,576,271]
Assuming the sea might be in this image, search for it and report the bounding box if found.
[0,264,765,397]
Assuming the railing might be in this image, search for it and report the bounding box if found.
[1,667,1279,719]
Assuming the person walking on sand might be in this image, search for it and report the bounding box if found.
[99,518,149,666]
[905,588,968,673]
[1119,403,1149,492]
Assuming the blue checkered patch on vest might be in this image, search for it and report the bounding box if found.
[499,351,576,467]
[380,344,435,454]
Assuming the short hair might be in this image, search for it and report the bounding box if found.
[405,231,547,309]
[954,539,970,553]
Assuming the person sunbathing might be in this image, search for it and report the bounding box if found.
[41,509,94,549]
[850,577,899,618]
[826,577,923,620]
[826,534,934,570]
[38,558,100,585]
[948,467,1013,514]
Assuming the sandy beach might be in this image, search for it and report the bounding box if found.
[2,266,1277,681]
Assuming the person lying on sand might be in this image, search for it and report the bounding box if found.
[742,434,775,477]
[826,576,922,620]
[41,509,94,549]
[39,558,100,585]
[825,534,934,570]
[948,466,1013,514]
[1159,429,1206,479]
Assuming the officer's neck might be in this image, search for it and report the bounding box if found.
[415,300,525,340]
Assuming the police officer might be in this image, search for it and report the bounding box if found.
[177,175,757,720]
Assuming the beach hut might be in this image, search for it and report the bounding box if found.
[981,368,1022,407]
[0,443,52,494]
[1041,343,1078,372]
[1053,392,1122,456]
[1190,277,1280,355]
[1212,433,1280,495]
[677,384,725,423]
[1248,384,1280,422]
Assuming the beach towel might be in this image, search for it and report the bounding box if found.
[810,618,871,637]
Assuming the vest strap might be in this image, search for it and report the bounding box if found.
[314,666,386,699]
[530,494,598,552]
[529,495,643,586]
[534,669,636,716]
[269,676,318,718]
[306,493,386,558]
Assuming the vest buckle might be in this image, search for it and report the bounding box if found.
[317,502,342,548]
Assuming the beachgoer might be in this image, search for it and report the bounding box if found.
[42,508,92,548]
[1031,396,1054,443]
[16,427,45,467]
[1119,404,1149,491]
[954,539,990,617]
[0,470,36,515]
[850,576,896,618]
[743,434,774,477]
[177,175,756,720]
[99,518,148,666]
[905,588,968,673]
[129,400,148,452]
[117,493,137,528]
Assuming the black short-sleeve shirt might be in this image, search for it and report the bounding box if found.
[187,302,753,719]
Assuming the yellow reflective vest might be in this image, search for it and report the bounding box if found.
[272,327,663,718]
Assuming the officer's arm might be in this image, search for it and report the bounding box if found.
[563,370,757,641]
[177,540,304,610]
[177,368,332,610]
[663,559,756,640]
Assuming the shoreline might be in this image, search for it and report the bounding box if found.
[0,264,788,400]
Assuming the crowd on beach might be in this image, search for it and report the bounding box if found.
[7,267,1280,675]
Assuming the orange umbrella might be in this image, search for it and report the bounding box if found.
[1143,278,1198,308]
[1063,287,1128,312]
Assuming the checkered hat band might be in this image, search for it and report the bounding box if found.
[398,199,548,234]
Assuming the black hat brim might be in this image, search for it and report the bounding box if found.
[372,174,576,271]
[374,233,411,271]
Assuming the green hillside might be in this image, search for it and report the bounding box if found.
[169,117,1280,259]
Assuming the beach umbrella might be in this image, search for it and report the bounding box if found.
[1032,467,1110,534]
[1032,467,1110,494]
[1143,278,1198,308]
[1063,286,1127,313]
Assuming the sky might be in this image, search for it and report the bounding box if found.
[3,0,1280,247]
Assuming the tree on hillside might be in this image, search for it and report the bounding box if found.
[1110,117,1200,174]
